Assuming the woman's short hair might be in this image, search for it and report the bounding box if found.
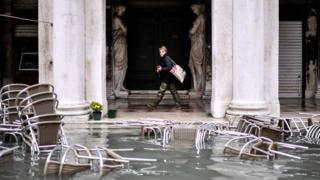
[159,46,168,53]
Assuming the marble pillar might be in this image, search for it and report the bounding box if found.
[264,0,280,115]
[38,0,53,84]
[227,0,268,115]
[85,0,108,113]
[53,0,89,116]
[210,0,233,118]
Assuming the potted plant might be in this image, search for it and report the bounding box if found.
[90,101,103,120]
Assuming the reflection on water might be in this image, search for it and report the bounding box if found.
[0,128,319,180]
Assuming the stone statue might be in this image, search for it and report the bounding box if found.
[112,5,128,96]
[189,4,205,92]
[307,60,317,92]
[306,9,317,38]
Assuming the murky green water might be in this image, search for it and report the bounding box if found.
[0,127,320,180]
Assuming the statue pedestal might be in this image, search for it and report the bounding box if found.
[203,80,212,100]
[189,91,202,99]
[305,90,316,99]
[115,90,129,98]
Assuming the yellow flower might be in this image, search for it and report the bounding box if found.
[90,101,103,111]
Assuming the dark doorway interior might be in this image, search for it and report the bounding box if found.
[125,3,193,90]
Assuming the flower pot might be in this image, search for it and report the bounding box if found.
[107,110,117,118]
[92,111,102,120]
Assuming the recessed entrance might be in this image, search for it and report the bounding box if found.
[124,1,193,90]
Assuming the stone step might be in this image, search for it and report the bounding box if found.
[128,90,190,100]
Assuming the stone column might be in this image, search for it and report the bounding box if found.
[53,0,89,116]
[264,0,280,115]
[38,0,53,84]
[85,0,108,113]
[210,0,233,118]
[227,0,268,115]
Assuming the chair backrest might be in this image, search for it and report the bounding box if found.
[16,84,55,102]
[20,98,58,116]
[26,84,54,95]
[17,92,58,112]
[306,125,320,138]
[7,107,19,123]
[0,84,28,95]
[29,92,58,102]
[259,127,282,141]
[30,98,59,116]
[35,114,63,146]
[236,119,246,132]
[2,98,19,107]
[37,122,61,146]
[1,89,26,110]
[0,90,21,100]
[36,114,63,122]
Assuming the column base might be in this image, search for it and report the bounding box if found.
[226,101,269,115]
[57,101,90,116]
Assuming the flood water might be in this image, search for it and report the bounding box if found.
[0,127,320,180]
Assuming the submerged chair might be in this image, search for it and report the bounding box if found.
[44,145,92,176]
[0,146,19,157]
[223,136,308,160]
[296,124,320,144]
[242,115,307,139]
[44,144,129,176]
[94,146,128,176]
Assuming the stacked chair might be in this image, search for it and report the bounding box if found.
[0,83,68,157]
[17,84,68,156]
[0,84,28,157]
[0,84,28,125]
[223,136,308,160]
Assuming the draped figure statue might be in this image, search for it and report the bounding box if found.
[307,60,317,92]
[112,5,128,96]
[189,4,205,92]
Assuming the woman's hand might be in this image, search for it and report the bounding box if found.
[170,67,176,73]
[156,66,162,72]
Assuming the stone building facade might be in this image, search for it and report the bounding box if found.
[1,0,320,119]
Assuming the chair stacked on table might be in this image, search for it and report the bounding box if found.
[0,83,68,157]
